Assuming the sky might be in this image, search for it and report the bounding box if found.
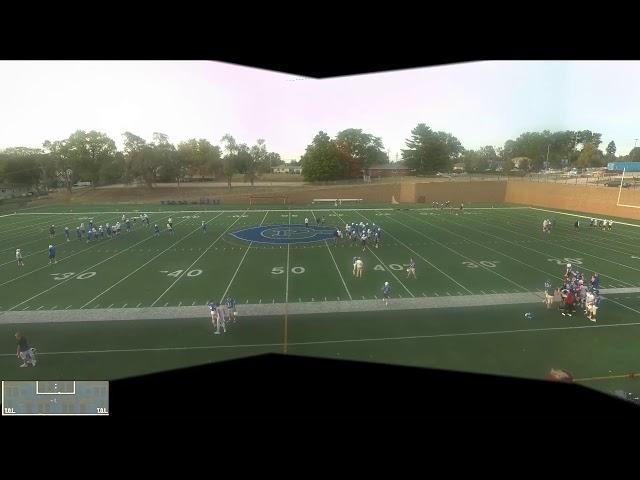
[0,60,639,161]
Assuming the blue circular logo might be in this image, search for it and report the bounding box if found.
[231,224,336,244]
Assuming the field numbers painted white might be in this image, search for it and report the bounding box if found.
[463,260,500,268]
[272,266,305,275]
[547,257,583,265]
[51,272,96,281]
[160,269,202,278]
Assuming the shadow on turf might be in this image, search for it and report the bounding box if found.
[108,354,640,418]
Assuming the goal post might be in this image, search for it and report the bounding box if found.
[249,194,288,205]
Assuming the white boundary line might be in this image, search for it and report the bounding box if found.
[457,210,640,283]
[150,209,250,306]
[13,208,396,216]
[3,318,640,358]
[617,168,626,205]
[489,208,640,262]
[529,207,640,229]
[80,213,224,308]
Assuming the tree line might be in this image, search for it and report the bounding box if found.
[0,131,284,191]
[3,126,640,188]
[301,125,640,180]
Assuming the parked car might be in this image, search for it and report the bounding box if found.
[606,181,630,188]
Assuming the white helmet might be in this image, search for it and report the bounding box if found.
[385,281,389,286]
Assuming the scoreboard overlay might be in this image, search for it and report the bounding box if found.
[2,381,109,416]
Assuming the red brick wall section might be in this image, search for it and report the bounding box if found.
[400,181,507,203]
[505,181,640,220]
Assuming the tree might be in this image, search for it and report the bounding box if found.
[462,150,486,173]
[43,139,75,193]
[606,141,616,157]
[262,152,283,173]
[501,158,514,172]
[122,132,159,188]
[335,128,386,178]
[576,130,602,149]
[220,134,238,189]
[247,139,267,186]
[300,131,345,181]
[151,133,179,184]
[0,155,41,188]
[401,124,463,174]
[628,147,640,162]
[577,143,600,168]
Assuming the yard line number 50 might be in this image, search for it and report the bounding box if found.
[272,266,306,274]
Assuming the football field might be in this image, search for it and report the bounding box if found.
[1,202,640,398]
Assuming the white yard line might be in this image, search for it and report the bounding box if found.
[392,213,530,293]
[0,212,175,286]
[150,210,249,307]
[0,214,180,314]
[356,210,472,294]
[219,211,270,302]
[451,211,636,286]
[79,213,224,309]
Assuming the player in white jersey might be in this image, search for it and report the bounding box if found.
[355,258,364,278]
[16,248,24,267]
[167,223,174,234]
[215,304,227,334]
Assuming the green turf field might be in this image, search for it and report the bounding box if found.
[1,202,640,399]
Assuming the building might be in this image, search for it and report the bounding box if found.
[452,162,465,173]
[363,162,413,178]
[607,162,640,172]
[271,166,302,174]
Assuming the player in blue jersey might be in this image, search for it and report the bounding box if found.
[202,221,207,233]
[225,296,237,323]
[154,224,160,236]
[382,281,391,306]
[48,244,56,264]
[64,227,70,242]
[15,332,36,367]
[87,228,93,243]
[89,220,93,231]
[406,258,416,279]
[126,218,131,232]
